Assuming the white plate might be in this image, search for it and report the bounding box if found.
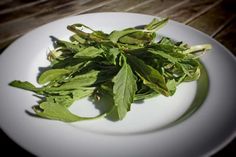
[0,12,235,157]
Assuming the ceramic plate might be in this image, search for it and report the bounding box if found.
[0,12,235,157]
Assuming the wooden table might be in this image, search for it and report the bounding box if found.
[0,0,235,156]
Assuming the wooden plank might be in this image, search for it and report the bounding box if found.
[0,0,114,49]
[157,0,218,23]
[0,0,75,24]
[85,0,150,12]
[188,0,235,36]
[214,17,236,55]
[0,0,12,6]
[0,0,41,14]
[127,0,184,15]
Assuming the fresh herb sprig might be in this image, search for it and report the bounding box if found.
[10,18,211,122]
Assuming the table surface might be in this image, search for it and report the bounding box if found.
[0,0,235,156]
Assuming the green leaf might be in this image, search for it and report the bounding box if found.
[70,34,86,44]
[109,28,141,43]
[103,48,120,65]
[144,18,168,31]
[112,57,137,120]
[38,69,70,85]
[166,79,176,96]
[67,25,108,43]
[73,46,104,58]
[184,66,200,81]
[127,54,170,96]
[148,49,179,63]
[47,69,115,91]
[9,80,39,92]
[57,40,83,53]
[71,89,95,100]
[52,58,87,69]
[46,95,74,108]
[184,44,212,54]
[119,35,145,45]
[134,90,158,101]
[44,87,95,95]
[134,83,158,101]
[34,101,104,122]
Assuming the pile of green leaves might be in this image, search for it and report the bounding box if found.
[10,18,211,122]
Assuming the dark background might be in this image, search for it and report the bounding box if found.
[0,129,235,156]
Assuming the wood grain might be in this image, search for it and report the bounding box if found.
[0,0,114,48]
[128,0,184,15]
[157,0,218,23]
[0,0,41,14]
[0,0,235,57]
[0,0,74,24]
[85,0,149,12]
[215,17,236,55]
[188,0,236,36]
[0,0,12,6]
